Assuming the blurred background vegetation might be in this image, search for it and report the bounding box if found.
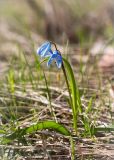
[1,0,114,44]
[0,0,114,74]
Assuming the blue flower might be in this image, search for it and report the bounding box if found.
[37,41,52,57]
[37,42,63,68]
[47,50,62,68]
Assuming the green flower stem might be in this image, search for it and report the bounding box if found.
[51,41,77,133]
[62,63,77,133]
[50,41,58,50]
[62,63,72,105]
[50,42,72,102]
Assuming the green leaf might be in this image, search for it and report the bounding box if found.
[63,58,82,132]
[1,121,70,144]
[63,58,82,112]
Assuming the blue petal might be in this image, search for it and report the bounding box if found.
[42,49,53,57]
[53,51,62,68]
[37,42,51,57]
[47,54,56,67]
[37,42,49,55]
[47,50,62,68]
[55,54,62,68]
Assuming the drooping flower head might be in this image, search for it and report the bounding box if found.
[47,50,62,68]
[37,41,52,57]
[37,41,62,68]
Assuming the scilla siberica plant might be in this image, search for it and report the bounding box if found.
[37,41,62,68]
[37,41,82,134]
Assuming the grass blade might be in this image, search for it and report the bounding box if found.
[93,125,114,133]
[1,121,71,144]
